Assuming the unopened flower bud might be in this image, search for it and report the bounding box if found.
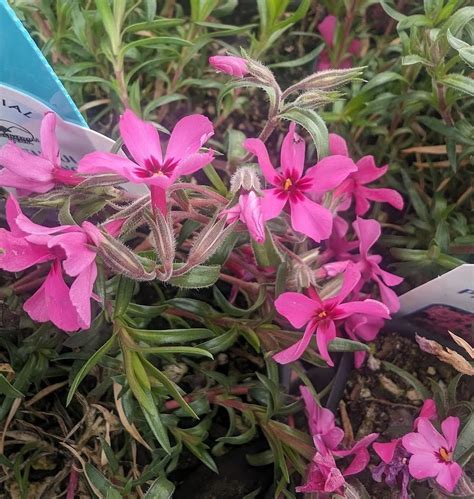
[144,210,175,281]
[245,58,276,86]
[291,67,364,92]
[292,262,317,290]
[93,229,156,281]
[187,217,235,268]
[209,55,249,77]
[230,166,262,193]
[291,90,342,110]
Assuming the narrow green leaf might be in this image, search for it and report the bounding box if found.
[383,361,431,399]
[0,374,23,398]
[278,108,328,158]
[251,227,282,268]
[327,338,370,352]
[168,264,221,289]
[213,286,266,317]
[66,335,116,406]
[439,74,474,96]
[127,327,214,344]
[144,475,175,499]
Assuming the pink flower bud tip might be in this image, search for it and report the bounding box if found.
[209,55,249,77]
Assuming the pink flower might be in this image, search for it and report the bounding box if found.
[353,217,403,312]
[273,265,390,366]
[402,417,462,492]
[319,216,358,266]
[297,436,346,494]
[0,195,98,332]
[316,15,362,71]
[300,386,344,450]
[209,55,248,77]
[244,123,357,242]
[223,191,265,244]
[78,109,214,213]
[0,112,81,193]
[329,133,404,216]
[298,386,379,494]
[372,399,439,497]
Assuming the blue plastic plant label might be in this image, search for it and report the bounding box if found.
[0,0,115,167]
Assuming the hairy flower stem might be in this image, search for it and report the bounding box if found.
[168,183,228,204]
[436,83,454,127]
[219,273,260,293]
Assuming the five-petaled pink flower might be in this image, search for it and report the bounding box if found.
[78,109,214,214]
[244,123,357,242]
[329,133,404,216]
[324,217,403,313]
[298,386,379,494]
[0,112,81,193]
[316,15,362,71]
[0,195,98,332]
[402,416,462,493]
[223,191,265,244]
[273,264,390,366]
[209,55,249,77]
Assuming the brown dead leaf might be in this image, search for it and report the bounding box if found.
[449,331,474,359]
[402,145,462,155]
[416,334,474,376]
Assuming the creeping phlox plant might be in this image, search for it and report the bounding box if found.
[0,52,469,497]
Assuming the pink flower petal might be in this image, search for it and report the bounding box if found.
[275,292,318,328]
[0,168,54,194]
[402,432,433,454]
[260,188,288,221]
[318,15,337,47]
[441,416,460,451]
[48,232,96,276]
[280,123,305,179]
[5,194,26,236]
[353,190,371,215]
[150,185,168,214]
[69,263,97,329]
[335,299,390,320]
[360,186,404,211]
[329,134,349,156]
[120,109,162,167]
[0,230,52,271]
[343,448,370,476]
[377,267,404,287]
[173,150,214,178]
[165,114,214,162]
[316,320,336,367]
[374,277,400,313]
[316,50,332,71]
[289,196,333,242]
[349,38,362,56]
[0,141,54,182]
[353,217,380,257]
[239,191,265,244]
[273,320,316,364]
[23,261,82,332]
[244,138,280,185]
[417,416,448,450]
[355,156,387,183]
[373,440,400,464]
[40,112,60,166]
[78,151,143,180]
[416,399,438,427]
[436,462,462,493]
[325,264,361,306]
[304,155,357,193]
[408,452,442,479]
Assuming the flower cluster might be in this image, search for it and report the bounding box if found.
[373,399,463,496]
[298,386,378,494]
